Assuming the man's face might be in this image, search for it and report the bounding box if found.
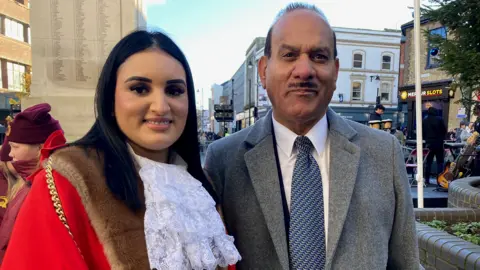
[376,109,384,115]
[259,10,339,133]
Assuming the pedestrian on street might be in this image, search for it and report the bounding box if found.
[422,107,447,183]
[0,103,65,264]
[2,30,240,270]
[205,2,420,269]
[369,104,385,121]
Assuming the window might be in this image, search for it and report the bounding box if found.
[427,27,447,69]
[15,0,25,4]
[7,62,26,91]
[353,53,364,68]
[351,81,363,101]
[27,26,31,44]
[380,82,392,103]
[4,18,25,42]
[382,54,392,70]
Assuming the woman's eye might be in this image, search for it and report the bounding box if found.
[129,84,149,94]
[166,86,186,97]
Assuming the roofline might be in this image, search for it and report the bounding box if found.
[401,17,432,35]
[399,79,452,90]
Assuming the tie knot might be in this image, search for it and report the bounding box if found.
[294,136,314,154]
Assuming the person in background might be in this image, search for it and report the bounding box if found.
[369,104,385,121]
[455,121,467,142]
[2,30,240,270]
[0,140,10,225]
[423,107,447,183]
[460,122,474,143]
[393,124,405,146]
[0,103,64,264]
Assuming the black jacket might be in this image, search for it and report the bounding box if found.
[422,115,447,146]
[369,112,382,121]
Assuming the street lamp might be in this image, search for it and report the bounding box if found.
[248,61,253,126]
[370,75,381,104]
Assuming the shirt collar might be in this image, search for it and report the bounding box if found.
[127,143,188,170]
[272,114,328,157]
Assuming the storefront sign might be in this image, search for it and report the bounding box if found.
[457,107,466,119]
[400,89,444,100]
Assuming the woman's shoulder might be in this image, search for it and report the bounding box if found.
[48,145,104,178]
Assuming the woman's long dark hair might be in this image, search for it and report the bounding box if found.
[74,30,216,211]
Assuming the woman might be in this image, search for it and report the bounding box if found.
[2,30,240,270]
[0,103,64,263]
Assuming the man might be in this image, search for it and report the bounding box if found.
[422,107,447,183]
[205,3,420,269]
[369,104,385,121]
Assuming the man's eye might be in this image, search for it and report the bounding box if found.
[313,54,328,61]
[283,52,295,58]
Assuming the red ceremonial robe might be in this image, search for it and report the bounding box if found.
[2,131,237,270]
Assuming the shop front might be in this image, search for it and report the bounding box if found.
[398,79,453,139]
[330,106,399,126]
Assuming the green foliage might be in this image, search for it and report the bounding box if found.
[422,220,480,245]
[423,219,447,230]
[422,0,480,119]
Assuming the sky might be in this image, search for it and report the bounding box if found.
[144,0,426,106]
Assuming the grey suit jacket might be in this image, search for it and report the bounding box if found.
[205,108,420,270]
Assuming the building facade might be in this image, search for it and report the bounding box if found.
[222,62,245,132]
[209,83,223,133]
[330,27,402,125]
[0,0,31,122]
[399,18,458,139]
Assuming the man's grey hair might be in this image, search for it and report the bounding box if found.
[264,2,337,58]
[274,2,331,26]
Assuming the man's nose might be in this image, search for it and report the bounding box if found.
[292,55,315,80]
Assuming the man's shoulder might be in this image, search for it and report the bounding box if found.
[208,127,252,153]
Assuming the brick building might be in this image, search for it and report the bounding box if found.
[0,0,30,120]
[399,18,459,139]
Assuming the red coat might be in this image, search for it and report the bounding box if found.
[2,135,237,269]
[1,165,110,269]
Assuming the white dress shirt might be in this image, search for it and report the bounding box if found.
[272,114,330,238]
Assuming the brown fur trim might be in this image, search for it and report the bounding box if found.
[48,146,149,270]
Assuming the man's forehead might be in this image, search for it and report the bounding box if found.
[271,10,334,50]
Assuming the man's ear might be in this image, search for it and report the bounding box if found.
[258,56,268,89]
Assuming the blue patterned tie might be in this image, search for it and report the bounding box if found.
[289,136,326,269]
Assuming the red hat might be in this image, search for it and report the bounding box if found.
[0,138,12,162]
[7,103,62,144]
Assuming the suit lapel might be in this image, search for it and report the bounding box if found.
[325,109,361,269]
[244,112,290,270]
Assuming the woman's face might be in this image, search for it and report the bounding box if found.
[8,142,41,162]
[114,48,189,161]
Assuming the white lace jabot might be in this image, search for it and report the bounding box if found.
[129,146,241,269]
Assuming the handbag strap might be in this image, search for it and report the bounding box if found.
[45,156,84,258]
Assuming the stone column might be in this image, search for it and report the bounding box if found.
[24,0,147,141]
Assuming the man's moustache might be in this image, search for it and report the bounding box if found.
[288,82,319,89]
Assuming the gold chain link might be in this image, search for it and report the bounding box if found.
[45,156,84,258]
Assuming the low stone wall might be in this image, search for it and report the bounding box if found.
[448,178,480,208]
[415,208,480,270]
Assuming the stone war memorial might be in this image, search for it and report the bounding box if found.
[25,0,147,141]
